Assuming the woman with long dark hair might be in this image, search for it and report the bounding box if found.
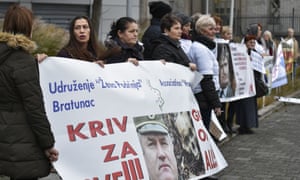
[57,16,105,66]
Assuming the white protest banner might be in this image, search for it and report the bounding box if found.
[272,43,288,88]
[209,110,227,141]
[263,56,274,91]
[281,38,294,74]
[39,57,227,180]
[219,43,256,102]
[250,50,266,74]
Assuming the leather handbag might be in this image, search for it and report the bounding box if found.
[255,76,268,98]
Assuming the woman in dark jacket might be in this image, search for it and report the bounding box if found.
[105,17,143,65]
[151,14,196,70]
[0,4,58,180]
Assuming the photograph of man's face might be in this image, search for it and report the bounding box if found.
[134,115,178,180]
[217,43,236,97]
[138,133,178,180]
[219,45,230,89]
[134,112,205,180]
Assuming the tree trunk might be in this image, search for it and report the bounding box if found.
[92,0,102,37]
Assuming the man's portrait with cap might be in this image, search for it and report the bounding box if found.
[134,114,178,180]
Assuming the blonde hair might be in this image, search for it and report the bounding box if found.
[195,14,216,34]
[222,26,231,35]
[263,30,273,41]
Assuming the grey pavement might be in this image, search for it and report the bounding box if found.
[216,92,300,180]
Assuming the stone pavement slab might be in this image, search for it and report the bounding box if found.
[216,101,300,180]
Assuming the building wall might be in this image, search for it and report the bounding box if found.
[0,0,92,29]
[1,0,299,41]
[0,0,141,42]
[100,0,139,41]
[238,0,300,37]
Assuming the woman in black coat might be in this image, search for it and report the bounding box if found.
[0,4,58,180]
[104,17,143,65]
[150,14,196,70]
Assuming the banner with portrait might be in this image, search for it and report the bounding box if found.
[272,43,288,88]
[39,57,227,180]
[217,43,256,102]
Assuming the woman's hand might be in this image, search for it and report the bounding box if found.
[214,107,222,117]
[189,62,197,71]
[35,53,48,63]
[94,60,105,68]
[160,59,166,65]
[45,147,59,162]
[127,58,139,66]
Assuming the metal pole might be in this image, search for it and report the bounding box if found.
[89,0,94,18]
[292,8,295,87]
[127,0,132,17]
[292,8,295,29]
[206,0,209,14]
[229,0,235,32]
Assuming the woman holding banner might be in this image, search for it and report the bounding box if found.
[104,16,143,65]
[188,14,222,135]
[57,16,106,67]
[235,35,260,134]
[188,14,222,180]
[150,13,197,70]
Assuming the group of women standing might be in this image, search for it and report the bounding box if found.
[57,16,143,66]
[0,1,269,179]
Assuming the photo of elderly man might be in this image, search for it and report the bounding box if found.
[134,115,178,180]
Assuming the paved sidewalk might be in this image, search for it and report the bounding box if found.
[216,92,300,180]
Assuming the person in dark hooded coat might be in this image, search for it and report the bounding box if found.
[142,1,172,59]
[0,4,58,180]
[150,14,196,70]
